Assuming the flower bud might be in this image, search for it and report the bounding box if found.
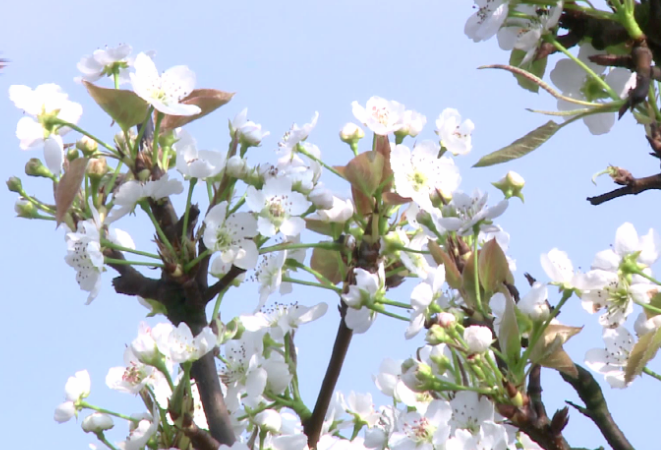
[226,155,248,179]
[87,157,108,180]
[437,312,456,328]
[254,409,282,433]
[6,176,23,193]
[67,148,80,161]
[14,197,39,218]
[426,324,449,345]
[463,325,493,354]
[76,136,98,156]
[25,158,53,178]
[492,171,525,202]
[340,122,365,143]
[82,413,114,433]
[401,358,434,392]
[395,110,427,139]
[309,186,334,210]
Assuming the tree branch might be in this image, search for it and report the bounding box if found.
[203,265,246,304]
[587,170,661,205]
[182,422,221,450]
[560,364,634,450]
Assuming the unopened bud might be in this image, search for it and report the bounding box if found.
[137,169,151,182]
[6,176,23,193]
[82,413,114,433]
[159,130,177,149]
[76,136,98,156]
[25,158,53,178]
[340,122,365,143]
[14,197,39,218]
[226,155,248,178]
[426,324,449,345]
[67,148,80,161]
[492,171,525,202]
[437,312,456,327]
[395,110,427,140]
[401,358,434,392]
[86,157,108,180]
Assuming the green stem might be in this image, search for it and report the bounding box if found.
[473,237,483,313]
[104,257,164,268]
[260,241,341,254]
[206,180,214,203]
[184,249,212,272]
[98,433,120,450]
[182,178,198,245]
[396,245,430,255]
[53,120,118,155]
[632,268,661,286]
[369,304,409,321]
[101,239,161,260]
[297,144,345,180]
[152,112,163,166]
[377,298,411,309]
[287,260,339,288]
[227,192,247,216]
[236,402,279,421]
[139,201,176,257]
[547,37,619,100]
[132,107,154,158]
[613,0,644,39]
[282,276,342,293]
[105,161,124,198]
[79,401,140,423]
[385,265,409,278]
[113,72,120,90]
[211,286,230,322]
[643,366,661,382]
[20,193,55,214]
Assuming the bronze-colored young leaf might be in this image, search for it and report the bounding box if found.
[625,327,661,383]
[310,246,345,285]
[428,240,462,289]
[509,49,548,94]
[344,151,385,197]
[530,324,582,377]
[461,252,479,310]
[374,135,393,190]
[160,89,235,130]
[644,291,661,319]
[382,191,411,206]
[478,238,514,293]
[499,292,521,369]
[83,81,149,130]
[55,158,89,226]
[351,185,374,217]
[305,218,336,238]
[473,121,561,168]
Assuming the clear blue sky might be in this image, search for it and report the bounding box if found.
[2,1,658,449]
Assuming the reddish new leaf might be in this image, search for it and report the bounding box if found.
[160,89,235,130]
[55,158,88,226]
[310,247,345,285]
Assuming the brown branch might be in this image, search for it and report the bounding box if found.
[182,422,221,450]
[303,303,353,448]
[103,248,162,299]
[560,364,634,450]
[202,265,246,304]
[587,171,661,205]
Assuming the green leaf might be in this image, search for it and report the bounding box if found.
[499,293,521,369]
[55,158,89,226]
[160,89,235,131]
[625,327,661,383]
[509,49,548,94]
[344,151,385,197]
[473,120,561,168]
[83,81,149,130]
[461,252,479,311]
[478,238,514,293]
[310,246,345,285]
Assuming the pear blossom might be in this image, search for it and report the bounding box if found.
[497,2,563,64]
[9,83,83,151]
[340,122,365,142]
[256,250,288,310]
[314,196,354,223]
[465,0,510,43]
[76,43,136,84]
[435,108,475,156]
[82,413,114,433]
[345,306,378,334]
[130,322,160,364]
[342,264,386,309]
[54,370,91,423]
[230,108,270,146]
[174,128,226,179]
[634,312,661,337]
[352,96,406,136]
[345,392,380,427]
[518,282,550,321]
[106,173,184,223]
[152,322,216,363]
[396,230,433,279]
[123,409,159,450]
[540,248,580,289]
[374,358,421,408]
[241,301,328,340]
[221,333,268,411]
[246,177,312,237]
[203,201,259,270]
[106,346,154,394]
[449,391,496,431]
[130,52,200,116]
[550,44,636,135]
[388,399,452,450]
[391,140,461,211]
[463,326,493,353]
[277,112,319,164]
[396,109,427,138]
[407,265,447,339]
[436,190,508,236]
[585,326,635,388]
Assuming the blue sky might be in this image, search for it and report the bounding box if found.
[1,1,658,449]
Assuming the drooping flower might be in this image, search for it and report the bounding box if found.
[130,52,200,116]
[435,108,475,156]
[407,265,447,339]
[174,128,226,179]
[76,43,138,85]
[436,190,508,236]
[54,370,91,423]
[277,112,319,164]
[465,0,510,43]
[550,44,636,135]
[203,201,259,270]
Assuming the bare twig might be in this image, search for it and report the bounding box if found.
[587,171,661,205]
